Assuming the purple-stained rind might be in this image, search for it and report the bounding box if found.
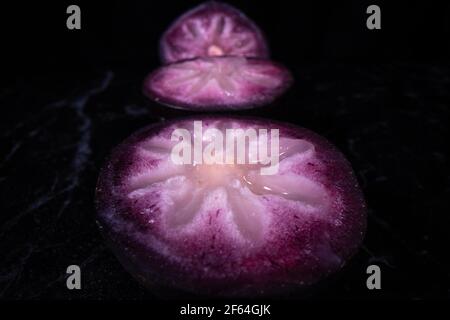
[96,116,367,297]
[160,1,269,64]
[143,56,293,111]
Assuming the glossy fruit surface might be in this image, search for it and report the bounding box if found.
[144,56,292,110]
[96,117,366,297]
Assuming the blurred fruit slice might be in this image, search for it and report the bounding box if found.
[144,56,292,110]
[160,1,269,63]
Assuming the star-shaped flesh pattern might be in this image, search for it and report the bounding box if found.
[144,56,292,110]
[160,1,269,64]
[96,117,366,297]
[144,1,292,110]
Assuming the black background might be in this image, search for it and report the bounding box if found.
[4,0,450,71]
[1,0,449,306]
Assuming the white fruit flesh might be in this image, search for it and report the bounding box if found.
[161,2,269,63]
[125,121,329,244]
[146,57,289,109]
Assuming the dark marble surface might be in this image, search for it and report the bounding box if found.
[1,63,449,300]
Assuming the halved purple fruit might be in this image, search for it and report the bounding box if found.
[143,56,292,110]
[96,117,367,297]
[160,1,269,64]
[145,1,292,110]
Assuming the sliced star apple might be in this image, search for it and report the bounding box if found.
[96,117,366,297]
[160,1,269,64]
[143,56,292,110]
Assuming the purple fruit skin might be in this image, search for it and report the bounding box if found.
[160,1,270,64]
[145,2,292,111]
[96,117,367,297]
[143,57,293,111]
